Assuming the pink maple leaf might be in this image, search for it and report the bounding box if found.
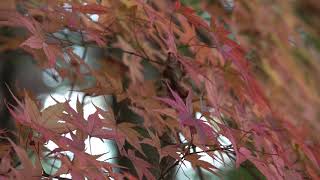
[20,35,43,49]
[156,85,193,127]
[157,85,216,144]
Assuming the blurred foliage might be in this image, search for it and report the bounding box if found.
[179,0,320,178]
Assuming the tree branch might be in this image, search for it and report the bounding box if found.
[158,146,233,180]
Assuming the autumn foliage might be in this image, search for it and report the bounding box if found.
[0,0,319,179]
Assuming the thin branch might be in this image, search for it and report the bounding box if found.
[120,49,165,65]
[42,171,72,180]
[158,146,233,180]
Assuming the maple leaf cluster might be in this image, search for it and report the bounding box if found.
[0,0,319,179]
